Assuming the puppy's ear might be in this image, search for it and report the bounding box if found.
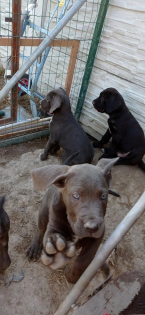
[59,87,67,94]
[32,165,70,191]
[40,98,48,109]
[97,157,119,181]
[49,94,62,114]
[107,93,122,114]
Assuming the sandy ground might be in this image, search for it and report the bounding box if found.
[0,138,145,315]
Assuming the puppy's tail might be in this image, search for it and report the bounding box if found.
[108,189,120,197]
[63,151,80,165]
[138,160,145,172]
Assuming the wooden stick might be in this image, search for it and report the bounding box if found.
[0,118,12,125]
[0,37,80,47]
[0,124,48,140]
[0,117,39,130]
[0,120,50,135]
[0,117,51,133]
[11,0,21,121]
[65,41,80,95]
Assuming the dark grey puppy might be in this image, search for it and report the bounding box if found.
[40,88,94,166]
[93,88,145,171]
[0,196,11,272]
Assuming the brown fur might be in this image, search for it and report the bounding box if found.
[27,158,118,283]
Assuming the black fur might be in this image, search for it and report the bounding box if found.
[93,88,145,171]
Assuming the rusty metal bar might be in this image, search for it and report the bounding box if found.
[11,0,21,122]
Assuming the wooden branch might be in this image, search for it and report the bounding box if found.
[0,124,48,140]
[0,117,51,133]
[11,0,21,121]
[0,118,12,125]
[65,40,80,95]
[0,37,80,47]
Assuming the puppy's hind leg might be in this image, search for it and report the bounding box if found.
[40,136,58,161]
[115,149,145,170]
[99,143,117,160]
[49,144,60,155]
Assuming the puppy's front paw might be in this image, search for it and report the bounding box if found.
[40,153,48,161]
[41,233,76,269]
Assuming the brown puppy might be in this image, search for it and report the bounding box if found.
[40,88,94,165]
[27,157,118,284]
[0,196,11,272]
[93,88,145,171]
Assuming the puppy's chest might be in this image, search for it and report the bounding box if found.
[108,119,126,135]
[108,119,117,134]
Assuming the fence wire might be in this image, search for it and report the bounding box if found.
[0,0,100,144]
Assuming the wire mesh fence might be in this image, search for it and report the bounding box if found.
[0,0,101,145]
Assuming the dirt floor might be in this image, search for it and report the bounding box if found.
[0,138,145,315]
[0,69,145,314]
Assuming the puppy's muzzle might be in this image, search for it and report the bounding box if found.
[92,100,96,106]
[84,221,101,233]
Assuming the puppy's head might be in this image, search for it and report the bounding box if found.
[32,158,118,239]
[40,87,70,114]
[93,88,125,115]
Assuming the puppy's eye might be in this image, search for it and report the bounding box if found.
[101,193,107,200]
[72,193,79,200]
[101,96,105,102]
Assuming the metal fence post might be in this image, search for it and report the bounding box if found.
[75,0,110,120]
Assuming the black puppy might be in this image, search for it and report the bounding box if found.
[40,88,94,166]
[93,88,145,171]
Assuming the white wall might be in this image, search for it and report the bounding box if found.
[80,0,145,139]
[0,0,145,139]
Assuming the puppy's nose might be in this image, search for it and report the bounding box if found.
[84,222,100,233]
